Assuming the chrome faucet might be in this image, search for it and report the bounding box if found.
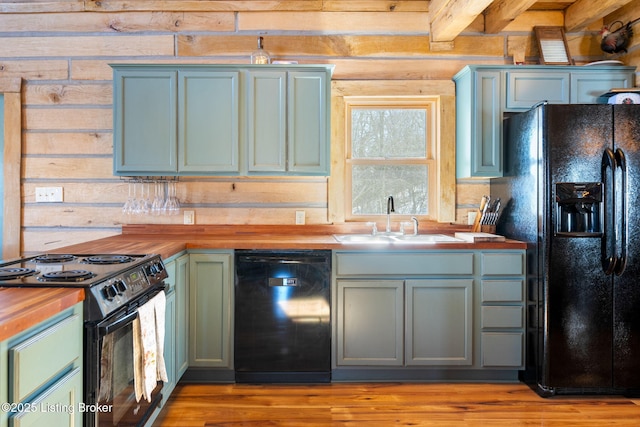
[386,195,395,233]
[411,216,419,235]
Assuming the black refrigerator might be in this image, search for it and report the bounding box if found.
[490,103,640,397]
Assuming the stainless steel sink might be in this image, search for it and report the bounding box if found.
[333,233,463,244]
[390,234,463,243]
[333,234,396,244]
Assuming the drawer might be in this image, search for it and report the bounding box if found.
[481,280,524,302]
[481,252,524,276]
[482,306,523,328]
[335,252,474,276]
[10,313,82,402]
[9,367,82,427]
[481,332,524,367]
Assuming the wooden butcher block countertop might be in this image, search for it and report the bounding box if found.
[1,224,526,341]
[0,287,84,342]
[56,224,527,257]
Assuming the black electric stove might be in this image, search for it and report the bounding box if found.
[0,253,167,322]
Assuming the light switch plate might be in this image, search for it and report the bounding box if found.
[35,187,63,202]
[295,210,305,225]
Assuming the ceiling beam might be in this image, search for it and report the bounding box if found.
[564,0,634,31]
[429,0,493,42]
[484,0,538,34]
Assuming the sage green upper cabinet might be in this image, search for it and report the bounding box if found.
[570,71,634,103]
[247,69,330,174]
[288,71,330,173]
[112,64,333,177]
[455,70,502,178]
[247,70,287,172]
[113,69,177,174]
[505,71,570,109]
[454,65,636,178]
[179,70,240,173]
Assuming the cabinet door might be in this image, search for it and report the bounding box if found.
[505,71,570,110]
[175,254,190,378]
[247,70,287,172]
[570,71,634,103]
[113,69,177,174]
[335,280,404,366]
[163,289,176,402]
[179,71,240,173]
[472,71,502,177]
[288,71,329,174]
[188,253,232,368]
[9,368,83,427]
[405,280,473,366]
[10,312,82,402]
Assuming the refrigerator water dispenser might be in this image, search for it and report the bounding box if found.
[556,182,602,236]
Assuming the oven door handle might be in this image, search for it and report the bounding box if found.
[98,310,138,337]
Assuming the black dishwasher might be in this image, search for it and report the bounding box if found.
[234,250,331,383]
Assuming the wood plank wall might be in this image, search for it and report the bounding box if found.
[0,0,638,255]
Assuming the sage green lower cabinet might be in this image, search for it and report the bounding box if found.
[158,252,190,407]
[163,283,177,403]
[336,280,404,366]
[0,303,83,427]
[174,254,190,379]
[332,249,525,381]
[480,252,525,368]
[405,280,473,366]
[188,252,233,369]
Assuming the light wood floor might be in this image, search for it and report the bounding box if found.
[154,382,640,426]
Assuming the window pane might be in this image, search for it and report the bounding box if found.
[352,165,428,215]
[351,109,426,158]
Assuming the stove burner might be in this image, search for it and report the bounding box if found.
[0,267,38,280]
[82,255,135,265]
[38,269,96,282]
[34,254,76,264]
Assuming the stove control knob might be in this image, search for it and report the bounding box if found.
[146,262,163,276]
[101,284,118,301]
[114,280,127,294]
[145,264,155,276]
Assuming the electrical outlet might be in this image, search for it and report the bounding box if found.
[184,210,195,225]
[295,210,305,225]
[35,187,63,203]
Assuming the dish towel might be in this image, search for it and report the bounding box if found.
[97,334,114,402]
[133,291,168,403]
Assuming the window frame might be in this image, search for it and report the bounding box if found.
[344,97,438,221]
[328,83,456,225]
[0,78,22,258]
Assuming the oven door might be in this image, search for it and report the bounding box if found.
[86,297,163,427]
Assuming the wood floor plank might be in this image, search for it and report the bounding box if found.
[154,383,640,426]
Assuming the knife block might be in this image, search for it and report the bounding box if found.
[481,225,496,234]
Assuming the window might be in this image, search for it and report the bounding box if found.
[345,97,437,221]
[328,82,455,225]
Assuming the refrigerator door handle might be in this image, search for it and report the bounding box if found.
[601,148,617,275]
[614,148,628,275]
